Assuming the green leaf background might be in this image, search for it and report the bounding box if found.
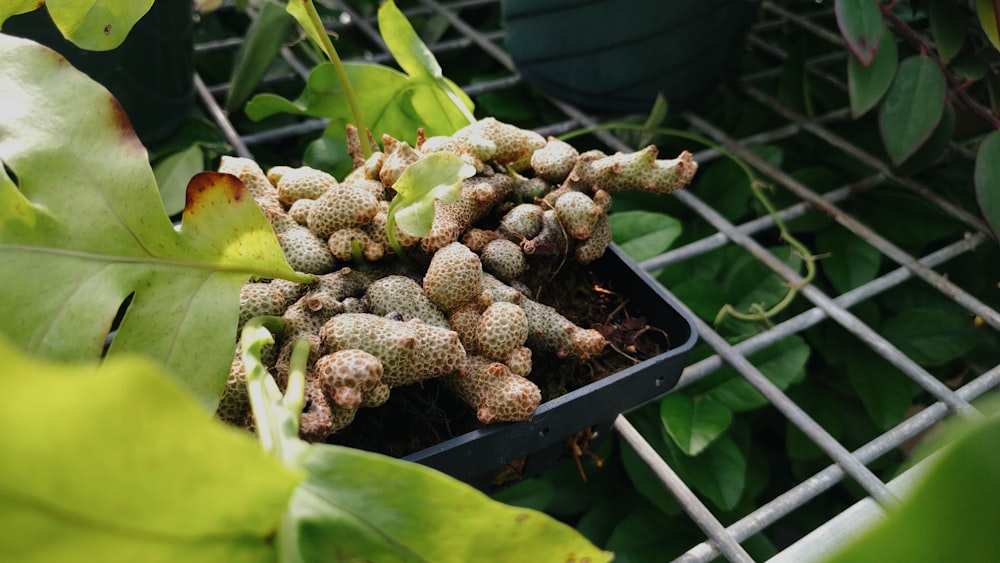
[247,0,474,147]
[847,26,897,118]
[610,210,683,262]
[826,396,1000,562]
[975,130,1000,239]
[659,394,733,456]
[0,35,307,407]
[879,56,946,166]
[0,336,303,563]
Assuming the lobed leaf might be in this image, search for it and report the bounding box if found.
[879,56,947,166]
[848,26,897,118]
[248,62,467,145]
[153,144,206,217]
[835,0,885,66]
[975,130,1000,239]
[0,35,308,408]
[249,0,473,148]
[0,336,303,562]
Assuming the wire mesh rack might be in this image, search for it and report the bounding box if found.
[191,1,1000,560]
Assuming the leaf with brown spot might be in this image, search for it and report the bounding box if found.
[45,0,154,51]
[0,35,309,409]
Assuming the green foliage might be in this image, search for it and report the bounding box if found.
[0,0,154,51]
[816,227,881,293]
[226,0,297,111]
[881,306,982,366]
[609,210,683,262]
[847,27,897,118]
[0,335,304,562]
[153,144,207,216]
[245,0,474,151]
[975,0,1000,50]
[879,56,947,165]
[975,129,1000,238]
[845,347,915,431]
[236,322,612,563]
[384,151,476,257]
[835,0,999,223]
[0,34,309,408]
[928,0,967,63]
[706,336,811,412]
[835,0,884,65]
[659,394,733,456]
[825,394,1000,562]
[0,323,610,562]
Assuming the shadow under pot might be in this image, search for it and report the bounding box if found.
[501,0,755,114]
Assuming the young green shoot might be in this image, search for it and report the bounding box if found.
[285,0,370,158]
[384,151,476,261]
[241,316,310,465]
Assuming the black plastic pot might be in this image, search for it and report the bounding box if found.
[501,0,755,114]
[3,2,194,146]
[405,244,698,490]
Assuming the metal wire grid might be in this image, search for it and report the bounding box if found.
[191,1,1000,561]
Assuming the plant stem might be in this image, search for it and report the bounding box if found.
[300,0,372,158]
[384,204,411,266]
[715,180,818,326]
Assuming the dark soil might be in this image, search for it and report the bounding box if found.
[325,258,671,459]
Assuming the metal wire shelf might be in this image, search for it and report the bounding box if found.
[191,1,1000,560]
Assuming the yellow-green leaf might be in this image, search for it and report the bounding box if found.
[0,336,303,562]
[826,396,1000,562]
[0,34,308,408]
[0,0,40,26]
[45,0,154,51]
[976,0,1000,51]
[378,0,475,125]
[389,152,476,238]
[285,444,612,562]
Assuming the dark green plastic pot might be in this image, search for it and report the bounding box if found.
[502,0,755,114]
[3,2,195,146]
